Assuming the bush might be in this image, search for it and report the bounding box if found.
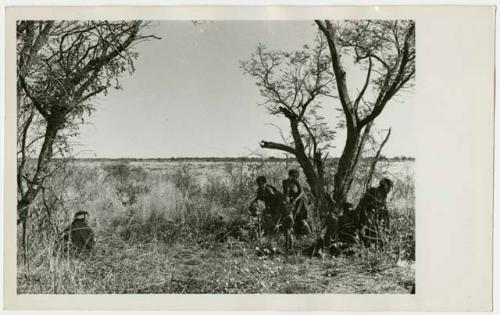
[351,207,415,272]
[103,162,150,207]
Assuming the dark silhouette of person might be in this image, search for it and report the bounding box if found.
[250,176,283,235]
[337,202,358,245]
[61,211,95,251]
[316,201,357,256]
[282,169,311,237]
[356,178,394,246]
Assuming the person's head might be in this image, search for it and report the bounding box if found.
[74,211,89,221]
[256,175,267,188]
[379,178,394,195]
[288,169,300,179]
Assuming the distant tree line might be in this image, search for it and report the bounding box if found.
[53,156,416,163]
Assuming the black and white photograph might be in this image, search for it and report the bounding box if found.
[14,18,417,295]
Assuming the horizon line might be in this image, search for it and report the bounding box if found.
[60,155,416,160]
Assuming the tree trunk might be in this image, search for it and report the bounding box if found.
[17,119,59,223]
[17,120,58,265]
[294,152,328,203]
[332,122,373,206]
[261,108,332,213]
[288,117,330,212]
[17,108,35,196]
[333,125,360,205]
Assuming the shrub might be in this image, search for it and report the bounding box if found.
[351,207,415,272]
[102,162,150,207]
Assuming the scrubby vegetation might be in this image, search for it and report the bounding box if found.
[17,159,414,294]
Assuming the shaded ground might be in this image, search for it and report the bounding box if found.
[18,232,414,294]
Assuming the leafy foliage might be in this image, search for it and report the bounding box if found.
[333,20,416,120]
[16,20,157,227]
[240,35,337,154]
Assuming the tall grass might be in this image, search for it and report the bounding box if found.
[17,159,415,294]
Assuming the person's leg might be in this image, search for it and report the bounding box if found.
[282,214,294,250]
[263,211,274,236]
[285,228,295,250]
[323,213,338,247]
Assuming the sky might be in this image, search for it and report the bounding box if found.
[76,21,415,159]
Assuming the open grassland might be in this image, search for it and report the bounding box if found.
[18,159,415,294]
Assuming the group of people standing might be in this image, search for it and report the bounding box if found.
[249,169,312,249]
[249,168,394,253]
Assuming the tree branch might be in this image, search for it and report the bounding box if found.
[354,56,372,113]
[279,106,298,120]
[17,108,35,197]
[18,74,48,118]
[72,21,141,85]
[359,22,415,127]
[364,128,391,191]
[315,20,356,128]
[259,140,297,155]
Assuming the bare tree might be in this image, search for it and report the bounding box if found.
[16,21,158,232]
[315,20,415,206]
[241,36,336,206]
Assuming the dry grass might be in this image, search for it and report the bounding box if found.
[19,233,414,294]
[17,159,415,294]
